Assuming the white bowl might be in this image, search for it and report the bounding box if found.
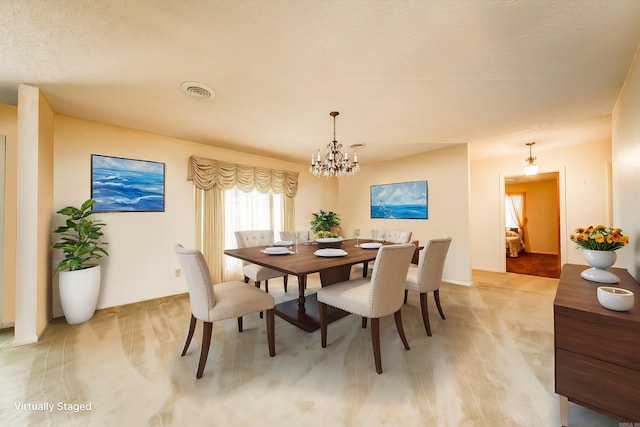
[597,286,634,311]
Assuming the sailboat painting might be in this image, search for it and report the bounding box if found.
[370,180,428,219]
[91,154,165,212]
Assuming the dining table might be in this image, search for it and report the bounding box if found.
[224,239,416,332]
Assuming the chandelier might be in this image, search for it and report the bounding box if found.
[309,111,360,178]
[523,142,539,176]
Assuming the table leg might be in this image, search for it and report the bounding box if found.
[274,272,350,332]
[297,274,307,313]
[559,395,568,427]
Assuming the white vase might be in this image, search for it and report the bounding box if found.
[59,265,101,324]
[580,249,620,283]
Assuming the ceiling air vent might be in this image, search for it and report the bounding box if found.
[181,81,215,100]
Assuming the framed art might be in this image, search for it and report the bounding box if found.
[91,154,165,212]
[370,180,428,219]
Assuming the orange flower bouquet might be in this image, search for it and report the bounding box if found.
[570,225,629,251]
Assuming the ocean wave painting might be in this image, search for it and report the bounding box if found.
[91,155,165,212]
[370,180,428,219]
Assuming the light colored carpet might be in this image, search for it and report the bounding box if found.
[0,270,619,426]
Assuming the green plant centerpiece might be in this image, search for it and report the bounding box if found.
[310,210,341,236]
[53,199,109,273]
[310,210,341,247]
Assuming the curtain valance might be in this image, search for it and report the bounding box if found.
[188,155,299,197]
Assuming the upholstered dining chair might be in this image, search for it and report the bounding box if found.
[235,230,289,293]
[174,244,276,379]
[404,237,452,336]
[317,243,416,374]
[362,230,413,277]
[279,230,311,243]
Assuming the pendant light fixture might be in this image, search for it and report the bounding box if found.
[524,142,539,176]
[309,111,360,178]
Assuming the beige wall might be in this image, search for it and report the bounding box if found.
[471,140,612,273]
[338,144,472,285]
[14,85,54,344]
[612,45,640,280]
[506,178,559,254]
[37,91,54,331]
[0,105,17,324]
[53,115,336,314]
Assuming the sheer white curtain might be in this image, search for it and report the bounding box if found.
[506,192,528,251]
[223,188,282,279]
[506,194,524,229]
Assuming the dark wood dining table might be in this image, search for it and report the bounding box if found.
[224,239,407,332]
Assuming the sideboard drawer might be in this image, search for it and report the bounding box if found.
[555,307,640,371]
[555,348,640,421]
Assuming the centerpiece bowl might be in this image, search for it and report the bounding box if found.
[315,237,343,249]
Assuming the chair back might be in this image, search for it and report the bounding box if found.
[174,244,215,322]
[369,243,416,317]
[235,230,275,248]
[416,238,452,292]
[371,230,412,243]
[280,230,310,242]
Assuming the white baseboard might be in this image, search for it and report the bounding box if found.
[443,279,472,287]
[12,335,38,347]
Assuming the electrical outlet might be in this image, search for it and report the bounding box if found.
[175,268,181,278]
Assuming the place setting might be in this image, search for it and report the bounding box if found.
[261,247,294,256]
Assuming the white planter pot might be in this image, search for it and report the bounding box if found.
[59,265,101,325]
[580,249,620,283]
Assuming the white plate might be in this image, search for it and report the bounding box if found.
[314,248,348,257]
[359,242,382,249]
[262,247,291,255]
[316,237,343,243]
[273,241,294,247]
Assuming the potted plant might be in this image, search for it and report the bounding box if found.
[310,210,341,237]
[52,199,109,324]
[570,225,629,284]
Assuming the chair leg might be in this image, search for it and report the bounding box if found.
[257,280,264,319]
[403,289,408,304]
[434,289,446,319]
[370,318,382,374]
[255,280,261,289]
[283,275,288,293]
[181,314,197,357]
[237,316,243,333]
[362,261,369,277]
[361,317,367,328]
[319,301,328,348]
[394,310,410,350]
[196,322,213,379]
[420,293,432,336]
[266,308,275,357]
[265,280,269,293]
[244,276,250,284]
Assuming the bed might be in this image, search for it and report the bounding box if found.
[506,229,525,257]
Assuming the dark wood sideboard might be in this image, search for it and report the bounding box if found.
[554,264,640,426]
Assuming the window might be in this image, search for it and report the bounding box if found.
[223,187,282,276]
[505,193,524,230]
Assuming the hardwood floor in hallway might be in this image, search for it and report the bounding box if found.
[506,252,561,279]
[0,269,619,426]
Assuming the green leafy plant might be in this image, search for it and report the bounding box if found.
[52,199,109,273]
[310,210,341,234]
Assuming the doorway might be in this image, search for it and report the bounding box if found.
[504,172,561,278]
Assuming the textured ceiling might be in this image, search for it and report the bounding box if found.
[2,0,640,165]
